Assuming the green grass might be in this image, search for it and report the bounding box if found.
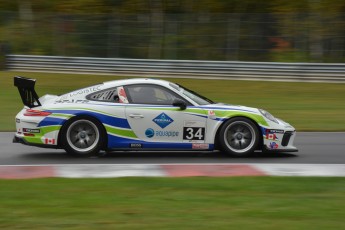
[2,71,345,131]
[0,177,344,229]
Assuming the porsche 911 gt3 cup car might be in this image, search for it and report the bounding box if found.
[13,76,297,156]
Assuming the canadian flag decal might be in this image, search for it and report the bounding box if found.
[44,138,56,145]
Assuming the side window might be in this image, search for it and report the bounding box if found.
[87,88,118,102]
[125,85,184,105]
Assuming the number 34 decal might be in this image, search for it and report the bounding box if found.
[183,127,205,140]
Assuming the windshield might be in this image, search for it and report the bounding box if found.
[171,83,214,105]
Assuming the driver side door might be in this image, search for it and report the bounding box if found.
[124,84,208,148]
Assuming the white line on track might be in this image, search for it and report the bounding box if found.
[1,164,345,178]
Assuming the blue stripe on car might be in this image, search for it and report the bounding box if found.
[45,109,131,129]
[38,117,66,127]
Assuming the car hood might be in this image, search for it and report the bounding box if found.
[201,103,260,114]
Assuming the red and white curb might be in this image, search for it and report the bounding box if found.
[0,164,345,179]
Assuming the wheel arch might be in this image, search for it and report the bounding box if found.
[214,115,263,150]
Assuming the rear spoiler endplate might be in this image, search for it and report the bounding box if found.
[14,76,41,108]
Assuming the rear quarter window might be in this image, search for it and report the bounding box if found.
[87,88,118,102]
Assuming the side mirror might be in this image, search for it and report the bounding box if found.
[172,98,187,110]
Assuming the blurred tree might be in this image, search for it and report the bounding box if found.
[0,1,17,11]
[271,0,345,62]
[0,0,344,61]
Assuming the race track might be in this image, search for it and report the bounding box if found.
[0,132,344,165]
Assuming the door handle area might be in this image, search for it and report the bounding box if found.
[129,114,144,119]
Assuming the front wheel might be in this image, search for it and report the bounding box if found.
[219,117,260,157]
[60,117,105,156]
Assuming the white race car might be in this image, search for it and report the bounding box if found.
[13,76,297,156]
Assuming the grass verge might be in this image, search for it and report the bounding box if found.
[0,177,344,229]
[1,71,345,131]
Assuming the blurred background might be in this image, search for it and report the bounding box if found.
[1,0,345,62]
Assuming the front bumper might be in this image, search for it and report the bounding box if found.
[260,116,298,152]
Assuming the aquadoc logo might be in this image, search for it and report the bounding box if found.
[152,113,174,129]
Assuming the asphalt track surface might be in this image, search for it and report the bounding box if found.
[0,132,344,165]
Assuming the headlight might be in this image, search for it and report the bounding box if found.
[259,109,279,124]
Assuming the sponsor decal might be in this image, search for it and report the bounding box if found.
[145,128,179,138]
[44,138,56,145]
[192,143,209,149]
[155,130,179,137]
[145,128,155,138]
[23,128,40,133]
[267,129,284,134]
[184,121,205,127]
[266,133,278,140]
[68,85,102,97]
[130,143,142,148]
[208,110,216,119]
[183,127,205,141]
[183,121,206,142]
[55,99,89,104]
[265,130,279,140]
[269,142,279,149]
[263,129,282,140]
[153,113,174,129]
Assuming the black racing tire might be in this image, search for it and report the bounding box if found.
[219,117,260,157]
[60,116,106,157]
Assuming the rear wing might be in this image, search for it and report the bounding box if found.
[14,76,41,108]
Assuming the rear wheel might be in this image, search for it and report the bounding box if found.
[61,117,105,156]
[219,117,260,157]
